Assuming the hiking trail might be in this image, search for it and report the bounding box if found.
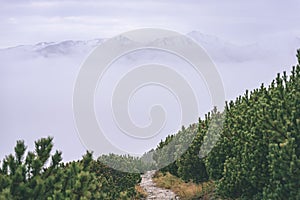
[140,170,179,200]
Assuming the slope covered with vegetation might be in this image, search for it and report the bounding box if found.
[153,50,300,199]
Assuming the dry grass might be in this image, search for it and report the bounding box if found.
[152,171,216,200]
[134,185,148,199]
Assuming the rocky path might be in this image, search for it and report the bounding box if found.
[140,170,179,200]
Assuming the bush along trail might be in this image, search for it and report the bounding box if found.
[0,137,142,199]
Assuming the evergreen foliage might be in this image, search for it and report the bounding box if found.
[154,50,300,199]
[0,137,141,199]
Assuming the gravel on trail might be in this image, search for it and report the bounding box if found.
[140,170,180,200]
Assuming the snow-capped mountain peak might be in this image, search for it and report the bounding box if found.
[1,31,299,63]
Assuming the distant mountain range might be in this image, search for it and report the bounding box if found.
[1,31,299,63]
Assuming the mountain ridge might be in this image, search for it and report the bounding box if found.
[1,31,299,63]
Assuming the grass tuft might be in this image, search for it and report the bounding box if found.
[153,171,217,200]
[134,185,148,199]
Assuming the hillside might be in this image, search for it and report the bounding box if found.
[151,50,300,199]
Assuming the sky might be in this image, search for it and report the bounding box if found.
[0,0,300,48]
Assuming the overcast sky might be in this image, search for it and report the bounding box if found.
[1,0,300,48]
